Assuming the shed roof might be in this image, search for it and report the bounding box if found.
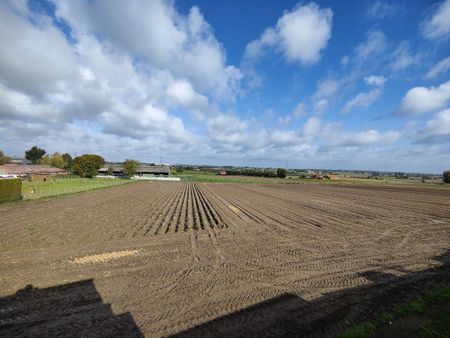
[0,164,67,175]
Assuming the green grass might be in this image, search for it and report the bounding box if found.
[338,287,450,338]
[339,322,377,338]
[22,177,136,200]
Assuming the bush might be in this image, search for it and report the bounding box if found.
[225,169,277,178]
[443,170,450,183]
[123,159,139,177]
[0,150,11,165]
[72,154,105,178]
[277,168,287,178]
[0,179,22,203]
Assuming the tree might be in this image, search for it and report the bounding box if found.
[25,146,46,164]
[107,167,114,176]
[50,153,65,169]
[62,153,73,170]
[276,168,287,178]
[122,159,139,177]
[37,155,51,165]
[37,152,65,168]
[443,170,450,183]
[72,154,105,178]
[0,150,11,165]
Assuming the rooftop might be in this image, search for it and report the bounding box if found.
[0,164,67,175]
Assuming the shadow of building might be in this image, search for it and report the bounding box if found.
[171,250,450,338]
[0,279,143,337]
[0,251,448,337]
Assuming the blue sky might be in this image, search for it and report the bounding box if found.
[0,0,449,172]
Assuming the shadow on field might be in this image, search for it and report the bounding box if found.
[171,250,450,338]
[0,252,448,338]
[0,279,143,337]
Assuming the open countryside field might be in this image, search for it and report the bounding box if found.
[174,169,445,185]
[0,181,449,337]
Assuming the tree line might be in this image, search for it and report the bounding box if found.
[1,147,449,183]
[5,146,141,179]
[225,168,287,178]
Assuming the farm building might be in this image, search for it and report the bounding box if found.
[218,170,227,175]
[8,157,32,165]
[99,164,170,177]
[0,164,67,179]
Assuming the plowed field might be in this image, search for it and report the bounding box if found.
[1,182,449,337]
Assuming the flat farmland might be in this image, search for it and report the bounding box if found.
[0,182,449,337]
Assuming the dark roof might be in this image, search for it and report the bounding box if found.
[0,164,67,175]
[9,157,32,165]
[137,165,170,174]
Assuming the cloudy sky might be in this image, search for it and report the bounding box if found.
[1,0,449,172]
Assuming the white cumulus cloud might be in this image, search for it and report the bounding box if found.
[322,125,401,147]
[54,0,241,101]
[398,81,450,115]
[244,3,333,65]
[415,109,450,144]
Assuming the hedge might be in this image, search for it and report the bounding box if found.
[0,179,22,203]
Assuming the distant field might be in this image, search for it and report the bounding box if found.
[21,177,135,200]
[175,172,290,184]
[173,169,444,186]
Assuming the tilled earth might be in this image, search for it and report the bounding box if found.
[0,181,449,337]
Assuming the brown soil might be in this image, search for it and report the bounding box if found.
[0,181,449,337]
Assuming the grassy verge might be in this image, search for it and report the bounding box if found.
[338,287,450,338]
[22,177,136,200]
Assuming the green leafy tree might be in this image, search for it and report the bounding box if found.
[25,146,46,164]
[107,167,114,176]
[72,154,105,178]
[62,153,73,170]
[37,154,51,165]
[37,152,65,169]
[0,150,11,165]
[276,168,287,178]
[443,170,450,183]
[122,159,139,177]
[50,153,65,169]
